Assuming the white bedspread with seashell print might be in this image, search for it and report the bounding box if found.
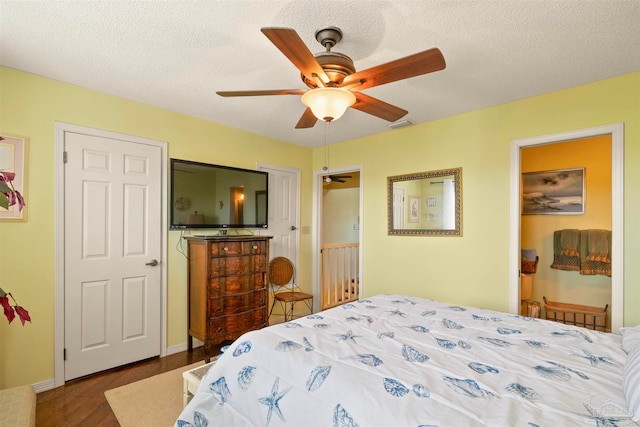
[176,294,632,427]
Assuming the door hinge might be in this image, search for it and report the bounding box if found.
[63,151,68,163]
[64,348,67,361]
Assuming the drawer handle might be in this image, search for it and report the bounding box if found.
[216,327,224,333]
[223,247,228,252]
[252,245,258,250]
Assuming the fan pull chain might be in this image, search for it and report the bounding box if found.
[323,121,331,173]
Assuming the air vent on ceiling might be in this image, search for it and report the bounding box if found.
[387,119,414,129]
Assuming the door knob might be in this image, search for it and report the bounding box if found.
[290,225,297,231]
[145,259,159,266]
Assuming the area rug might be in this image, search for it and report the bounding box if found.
[105,361,204,426]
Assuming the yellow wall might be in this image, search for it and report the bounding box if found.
[0,67,313,388]
[313,72,639,323]
[521,136,612,326]
[1,66,639,390]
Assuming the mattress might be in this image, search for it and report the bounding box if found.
[176,294,632,426]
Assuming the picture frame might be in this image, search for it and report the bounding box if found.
[408,195,420,223]
[522,167,584,215]
[0,134,28,220]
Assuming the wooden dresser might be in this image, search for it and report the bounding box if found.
[185,235,272,362]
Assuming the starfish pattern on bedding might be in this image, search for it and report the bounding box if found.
[386,308,406,317]
[576,350,619,367]
[258,377,291,426]
[334,330,361,344]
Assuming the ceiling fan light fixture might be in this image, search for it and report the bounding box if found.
[301,87,356,122]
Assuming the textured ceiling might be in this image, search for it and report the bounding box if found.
[1,1,639,148]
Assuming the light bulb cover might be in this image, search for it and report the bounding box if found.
[301,88,356,122]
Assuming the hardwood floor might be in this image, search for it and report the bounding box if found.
[35,345,223,426]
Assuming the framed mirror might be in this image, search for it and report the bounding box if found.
[387,167,462,236]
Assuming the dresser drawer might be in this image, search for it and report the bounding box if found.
[207,318,227,342]
[210,254,266,277]
[209,290,267,316]
[208,307,267,341]
[210,272,266,294]
[208,240,267,257]
[223,307,268,337]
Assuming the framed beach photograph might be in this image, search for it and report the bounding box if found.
[522,168,584,215]
[0,134,28,220]
[408,195,420,223]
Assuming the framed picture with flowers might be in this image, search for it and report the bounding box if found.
[0,134,28,220]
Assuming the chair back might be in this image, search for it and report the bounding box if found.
[268,257,294,288]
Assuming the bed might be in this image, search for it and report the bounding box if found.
[176,294,640,426]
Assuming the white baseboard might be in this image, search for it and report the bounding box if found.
[35,341,205,392]
[33,378,55,393]
[166,339,203,356]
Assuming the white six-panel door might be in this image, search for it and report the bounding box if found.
[259,164,299,261]
[64,131,162,380]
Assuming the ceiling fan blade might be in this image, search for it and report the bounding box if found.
[343,48,445,91]
[217,89,306,97]
[261,27,330,86]
[351,92,408,122]
[295,108,319,129]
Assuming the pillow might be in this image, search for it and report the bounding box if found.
[624,344,640,423]
[621,325,640,354]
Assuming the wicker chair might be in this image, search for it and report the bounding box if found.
[268,256,313,322]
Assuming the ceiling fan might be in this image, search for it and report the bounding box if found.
[216,26,446,129]
[323,173,352,183]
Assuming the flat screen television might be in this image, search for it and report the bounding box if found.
[170,158,268,230]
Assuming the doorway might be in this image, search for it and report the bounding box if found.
[313,166,363,312]
[257,164,301,324]
[509,123,624,332]
[229,186,244,223]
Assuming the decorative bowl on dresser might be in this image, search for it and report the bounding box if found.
[185,235,272,362]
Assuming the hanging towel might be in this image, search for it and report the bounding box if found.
[550,229,581,272]
[585,229,611,262]
[560,229,580,257]
[580,229,611,276]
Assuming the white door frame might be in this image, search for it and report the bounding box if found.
[313,164,364,312]
[53,122,168,387]
[509,123,624,332]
